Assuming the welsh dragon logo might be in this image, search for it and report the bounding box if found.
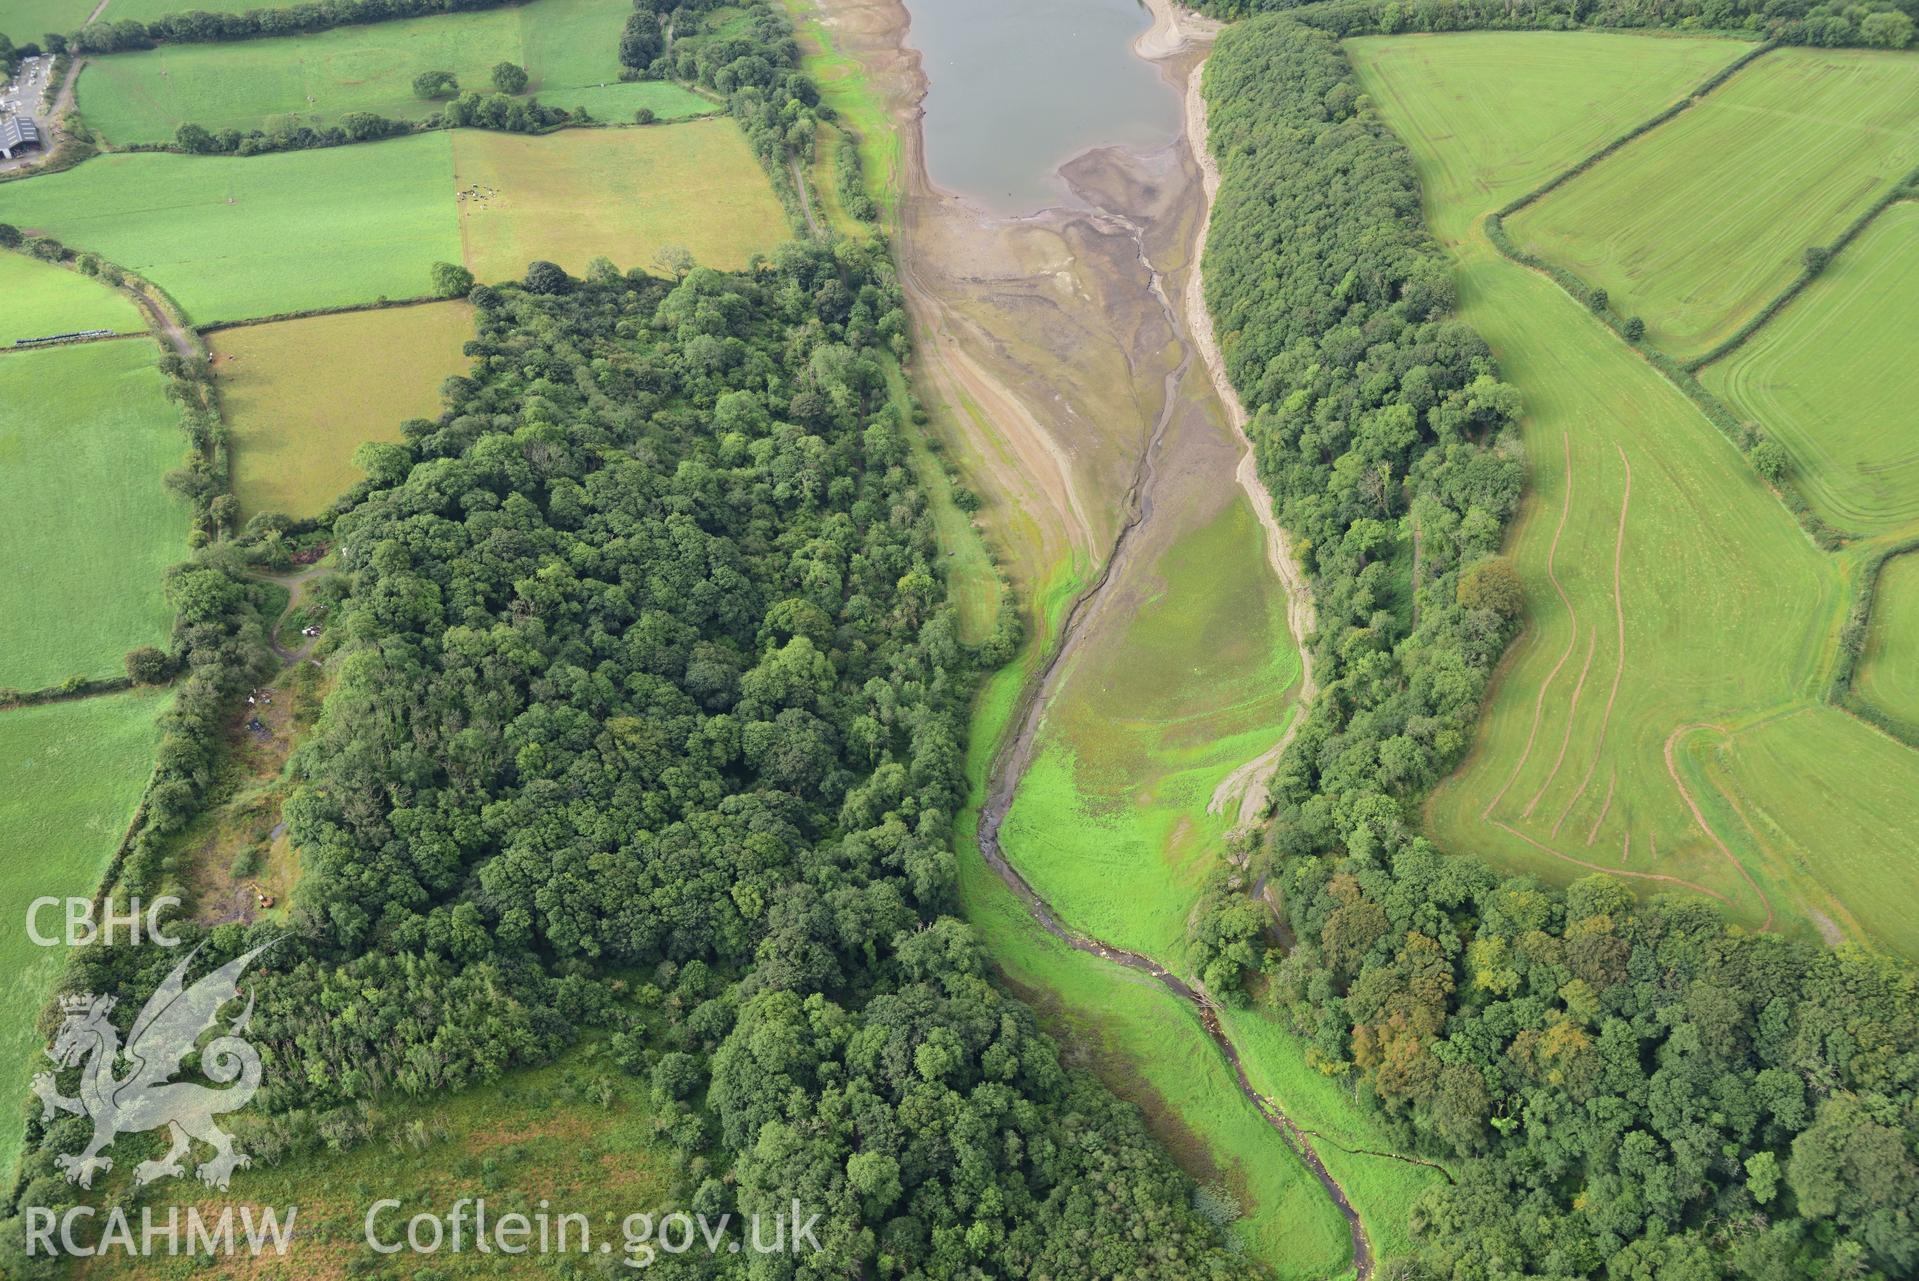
[32,943,272,1191]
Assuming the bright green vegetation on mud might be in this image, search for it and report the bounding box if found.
[1509,46,1919,360]
[77,0,713,145]
[0,253,144,344]
[999,494,1301,967]
[1858,552,1919,734]
[959,850,1354,1276]
[0,341,189,690]
[1220,1009,1448,1266]
[0,690,168,1180]
[782,0,897,223]
[1703,201,1919,536]
[1353,32,1919,953]
[0,134,462,324]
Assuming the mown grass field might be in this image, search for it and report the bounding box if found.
[77,1052,677,1278]
[452,121,787,279]
[1686,707,1919,954]
[1354,33,1919,953]
[215,300,473,519]
[1509,46,1919,360]
[77,0,714,145]
[1858,552,1919,733]
[1703,202,1919,535]
[0,251,144,344]
[1345,31,1749,242]
[999,495,1300,967]
[0,0,90,43]
[0,133,462,324]
[0,689,167,1180]
[0,341,189,690]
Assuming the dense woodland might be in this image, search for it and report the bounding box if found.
[1191,15,1919,1279]
[2,246,1259,1278]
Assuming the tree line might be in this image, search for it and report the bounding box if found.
[1185,15,1919,1278]
[62,0,531,56]
[1194,0,1914,50]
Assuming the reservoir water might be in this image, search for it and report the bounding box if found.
[904,0,1181,214]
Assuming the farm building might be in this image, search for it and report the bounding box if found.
[0,115,40,159]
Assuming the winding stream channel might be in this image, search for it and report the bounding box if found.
[847,0,1381,1273]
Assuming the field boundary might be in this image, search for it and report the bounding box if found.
[1689,182,1919,372]
[1477,42,1863,549]
[1483,211,1843,547]
[1492,39,1776,223]
[198,292,449,334]
[1829,537,1919,746]
[0,675,135,709]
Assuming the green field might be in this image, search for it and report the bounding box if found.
[1509,46,1919,360]
[1858,552,1919,732]
[1703,202,1919,535]
[1353,33,1919,956]
[453,121,787,279]
[77,0,714,146]
[0,689,167,1180]
[77,1052,676,1279]
[1686,707,1919,953]
[0,252,145,344]
[216,300,473,519]
[0,0,92,43]
[999,495,1300,967]
[0,133,462,325]
[0,341,190,690]
[1344,31,1750,241]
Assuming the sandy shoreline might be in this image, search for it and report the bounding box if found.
[1136,0,1322,824]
